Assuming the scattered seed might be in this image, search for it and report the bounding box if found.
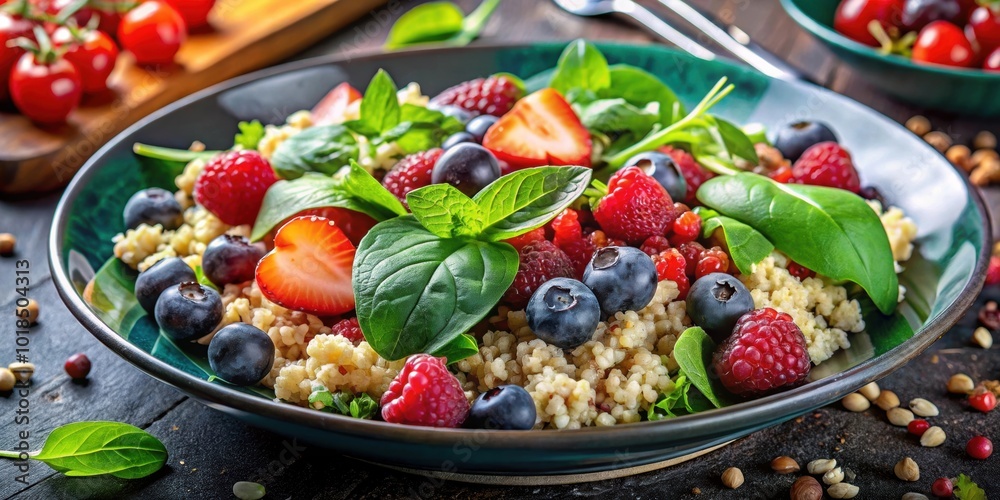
[920,426,946,447]
[971,158,1000,186]
[8,362,34,383]
[16,299,39,325]
[828,482,859,499]
[947,373,975,394]
[973,327,993,349]
[823,466,845,485]
[924,131,952,153]
[946,145,973,171]
[0,368,15,391]
[721,467,744,489]
[906,116,931,136]
[902,493,929,500]
[841,393,870,412]
[887,407,915,426]
[972,148,1000,168]
[894,457,920,482]
[791,476,823,500]
[232,481,265,500]
[843,467,856,482]
[974,131,997,150]
[0,234,14,256]
[806,458,837,474]
[858,382,880,401]
[691,487,702,495]
[908,398,939,417]
[874,390,900,411]
[771,456,800,474]
[980,301,1000,330]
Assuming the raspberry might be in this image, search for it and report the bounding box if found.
[593,166,676,244]
[678,241,705,277]
[558,237,596,279]
[194,150,278,225]
[792,142,861,193]
[698,246,731,276]
[587,230,625,249]
[660,146,714,204]
[503,227,546,251]
[551,208,582,245]
[670,211,702,246]
[330,317,364,344]
[713,308,812,396]
[380,354,469,427]
[430,75,524,117]
[652,248,689,298]
[503,240,575,309]
[787,260,815,281]
[695,256,725,279]
[987,255,1000,285]
[640,236,671,256]
[382,149,443,206]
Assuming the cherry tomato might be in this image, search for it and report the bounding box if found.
[912,20,976,67]
[162,0,215,30]
[118,1,186,65]
[311,82,362,126]
[834,0,905,46]
[985,46,1000,72]
[968,6,1000,55]
[956,0,979,21]
[9,51,82,123]
[51,25,118,93]
[0,7,34,102]
[45,0,128,37]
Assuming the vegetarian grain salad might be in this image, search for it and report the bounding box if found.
[98,40,918,430]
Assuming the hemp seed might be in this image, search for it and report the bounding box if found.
[8,362,34,383]
[973,327,993,349]
[887,407,915,426]
[0,233,14,256]
[842,392,870,412]
[909,398,939,417]
[905,116,931,136]
[859,382,880,401]
[874,389,900,411]
[947,373,975,394]
[721,467,744,489]
[920,426,946,447]
[0,368,15,391]
[894,457,920,482]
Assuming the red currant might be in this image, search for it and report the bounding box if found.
[670,211,702,246]
[640,236,671,256]
[969,389,997,413]
[788,260,816,280]
[966,435,993,460]
[653,248,689,298]
[678,241,705,277]
[908,418,930,436]
[931,477,954,497]
[695,256,724,279]
[698,246,731,277]
[64,353,92,379]
[768,164,793,183]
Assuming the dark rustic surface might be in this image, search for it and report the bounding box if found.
[1,0,999,498]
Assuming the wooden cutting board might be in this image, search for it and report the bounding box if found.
[0,0,386,195]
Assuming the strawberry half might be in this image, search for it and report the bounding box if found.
[311,82,362,126]
[255,215,356,316]
[482,88,592,169]
[289,207,376,247]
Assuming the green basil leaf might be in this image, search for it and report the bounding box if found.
[307,385,336,410]
[673,327,726,408]
[385,2,465,49]
[340,160,408,216]
[349,394,379,419]
[353,217,518,361]
[696,208,773,275]
[429,333,480,364]
[234,120,265,150]
[32,422,167,479]
[573,98,660,136]
[549,39,611,96]
[358,69,401,135]
[697,173,898,314]
[406,184,485,238]
[648,374,691,420]
[270,124,359,179]
[604,65,685,125]
[712,116,759,163]
[473,166,592,241]
[374,105,464,153]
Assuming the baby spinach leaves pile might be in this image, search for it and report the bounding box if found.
[353,167,592,362]
[649,328,728,419]
[385,0,500,50]
[308,386,379,419]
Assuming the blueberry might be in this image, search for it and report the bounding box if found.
[202,235,266,287]
[465,114,499,143]
[208,323,275,386]
[466,385,537,430]
[123,188,183,230]
[135,257,197,314]
[583,246,658,318]
[773,121,838,162]
[442,131,476,150]
[428,103,474,124]
[686,273,755,342]
[625,151,687,201]
[431,143,500,196]
[526,278,601,349]
[154,282,224,342]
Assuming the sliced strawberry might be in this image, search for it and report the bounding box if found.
[289,207,376,247]
[483,88,592,169]
[311,82,362,126]
[256,216,356,316]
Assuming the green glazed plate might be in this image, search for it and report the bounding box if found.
[50,42,989,477]
[780,0,1000,116]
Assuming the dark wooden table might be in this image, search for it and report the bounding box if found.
[1,0,998,498]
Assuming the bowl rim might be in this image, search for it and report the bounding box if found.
[779,0,1000,80]
[48,41,993,458]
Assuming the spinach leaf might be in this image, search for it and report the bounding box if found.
[673,327,727,408]
[234,120,265,149]
[358,69,401,135]
[697,173,898,314]
[429,333,481,364]
[648,374,691,420]
[549,39,611,95]
[406,184,485,238]
[379,104,464,153]
[473,166,592,241]
[0,422,167,479]
[385,0,500,49]
[710,116,759,163]
[349,394,379,419]
[270,124,359,179]
[132,143,218,164]
[352,216,518,361]
[251,163,405,241]
[696,207,773,275]
[194,266,219,292]
[573,98,660,137]
[308,387,379,419]
[604,65,685,125]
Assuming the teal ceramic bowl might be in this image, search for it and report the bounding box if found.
[780,0,1000,116]
[50,42,990,479]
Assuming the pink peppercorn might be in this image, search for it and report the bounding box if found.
[64,353,91,380]
[967,436,993,460]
